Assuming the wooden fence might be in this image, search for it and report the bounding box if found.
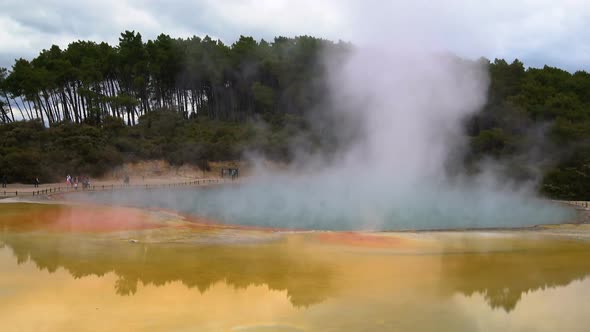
[562,201,590,210]
[0,178,227,198]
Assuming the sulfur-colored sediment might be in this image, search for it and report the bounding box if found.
[1,202,590,331]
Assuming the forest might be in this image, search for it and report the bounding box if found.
[1,31,590,199]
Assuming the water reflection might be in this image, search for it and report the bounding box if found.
[2,203,590,331]
[2,229,590,313]
[437,235,590,311]
[0,233,335,307]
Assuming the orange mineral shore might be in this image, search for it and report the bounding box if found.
[0,203,164,233]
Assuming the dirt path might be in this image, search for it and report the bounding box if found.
[0,175,235,198]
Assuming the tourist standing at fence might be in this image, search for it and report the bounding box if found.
[1,175,7,188]
[34,177,40,188]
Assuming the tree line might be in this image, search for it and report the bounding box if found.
[466,58,590,199]
[2,32,590,199]
[0,31,344,126]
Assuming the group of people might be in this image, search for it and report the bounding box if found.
[221,168,239,181]
[66,175,91,189]
[0,174,96,190]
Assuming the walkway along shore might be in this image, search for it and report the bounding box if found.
[0,177,233,199]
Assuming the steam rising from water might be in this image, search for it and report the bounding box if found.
[81,46,574,230]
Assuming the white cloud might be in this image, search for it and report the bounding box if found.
[0,0,588,70]
[0,16,35,52]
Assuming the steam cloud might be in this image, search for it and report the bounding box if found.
[194,46,571,230]
[81,43,574,230]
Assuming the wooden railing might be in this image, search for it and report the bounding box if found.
[561,201,590,210]
[0,178,230,198]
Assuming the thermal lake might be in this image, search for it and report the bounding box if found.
[69,185,575,231]
[1,202,590,331]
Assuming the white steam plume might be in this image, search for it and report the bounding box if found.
[73,2,575,230]
[323,47,488,181]
[79,42,574,230]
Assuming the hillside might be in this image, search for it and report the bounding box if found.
[1,32,590,199]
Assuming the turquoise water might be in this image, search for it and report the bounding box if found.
[71,181,575,230]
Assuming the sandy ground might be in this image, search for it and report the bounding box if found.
[0,160,247,195]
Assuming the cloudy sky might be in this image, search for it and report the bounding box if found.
[0,0,589,71]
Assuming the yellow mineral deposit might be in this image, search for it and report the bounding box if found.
[1,203,589,331]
